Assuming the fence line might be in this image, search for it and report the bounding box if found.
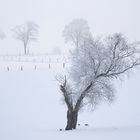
[3,63,66,72]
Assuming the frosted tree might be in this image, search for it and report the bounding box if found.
[60,19,140,130]
[12,21,39,55]
[63,18,91,47]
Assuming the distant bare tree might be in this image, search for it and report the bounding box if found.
[60,19,140,130]
[0,29,6,40]
[12,21,39,55]
[63,18,91,48]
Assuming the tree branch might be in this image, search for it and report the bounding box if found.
[74,82,93,111]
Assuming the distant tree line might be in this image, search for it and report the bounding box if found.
[0,21,39,55]
[0,22,63,55]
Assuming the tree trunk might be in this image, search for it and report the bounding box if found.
[65,109,78,130]
[24,43,27,55]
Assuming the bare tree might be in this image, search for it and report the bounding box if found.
[0,29,6,40]
[63,18,91,48]
[60,20,140,130]
[12,21,39,55]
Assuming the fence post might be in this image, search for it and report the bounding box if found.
[7,66,9,71]
[63,63,65,69]
[21,66,23,71]
[49,63,51,69]
[34,65,37,70]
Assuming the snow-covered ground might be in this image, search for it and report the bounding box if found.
[0,57,140,140]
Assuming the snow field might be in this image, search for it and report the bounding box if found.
[0,58,140,140]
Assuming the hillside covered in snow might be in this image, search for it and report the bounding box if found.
[0,55,140,140]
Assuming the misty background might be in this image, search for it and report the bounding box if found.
[0,0,140,54]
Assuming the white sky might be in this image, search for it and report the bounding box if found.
[0,0,140,54]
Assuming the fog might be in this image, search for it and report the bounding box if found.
[0,0,140,54]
